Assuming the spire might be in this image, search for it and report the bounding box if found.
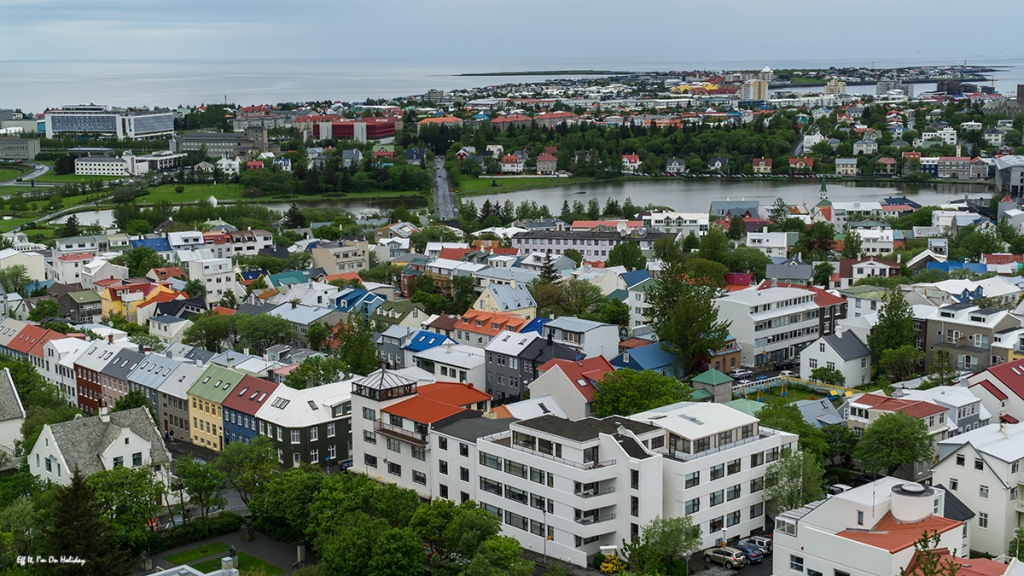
[815,177,832,208]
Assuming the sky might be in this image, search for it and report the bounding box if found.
[4,0,1024,68]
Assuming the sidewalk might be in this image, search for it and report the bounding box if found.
[139,528,314,575]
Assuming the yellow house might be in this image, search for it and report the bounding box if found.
[472,281,536,320]
[100,282,179,322]
[186,364,246,452]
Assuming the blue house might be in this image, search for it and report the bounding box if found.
[221,374,278,446]
[130,237,173,260]
[333,287,385,318]
[610,342,684,378]
[519,316,551,336]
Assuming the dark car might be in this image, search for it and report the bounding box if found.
[733,544,764,564]
[849,472,883,487]
[339,459,354,472]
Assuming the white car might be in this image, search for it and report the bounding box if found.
[729,369,753,379]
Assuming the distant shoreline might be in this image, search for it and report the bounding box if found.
[458,70,634,77]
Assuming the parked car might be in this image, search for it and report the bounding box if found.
[704,547,747,569]
[828,483,853,495]
[776,359,798,370]
[733,544,764,564]
[849,472,884,487]
[780,370,797,377]
[730,369,753,379]
[339,459,354,472]
[740,536,773,555]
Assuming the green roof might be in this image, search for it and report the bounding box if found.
[691,389,714,401]
[692,368,733,386]
[725,399,766,417]
[269,271,307,287]
[69,290,101,304]
[187,364,246,404]
[606,289,628,302]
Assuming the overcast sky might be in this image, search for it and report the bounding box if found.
[4,0,1024,67]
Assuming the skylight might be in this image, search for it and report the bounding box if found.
[238,387,249,397]
[308,401,319,410]
[258,393,266,402]
[576,379,588,387]
[250,391,259,400]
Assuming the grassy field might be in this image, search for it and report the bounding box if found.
[0,216,38,233]
[31,172,121,184]
[0,166,30,182]
[191,552,283,575]
[166,542,229,565]
[458,176,593,195]
[141,183,246,204]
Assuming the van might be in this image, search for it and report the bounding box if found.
[828,483,853,495]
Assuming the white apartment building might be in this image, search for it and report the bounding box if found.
[858,228,895,255]
[844,391,949,483]
[934,423,1024,556]
[773,478,965,576]
[830,202,883,230]
[412,343,485,388]
[715,287,822,367]
[430,416,516,505]
[46,253,94,284]
[746,230,792,258]
[45,105,174,140]
[186,257,233,307]
[640,211,709,237]
[545,317,620,359]
[916,127,958,146]
[42,337,90,406]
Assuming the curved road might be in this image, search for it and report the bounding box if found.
[0,161,52,188]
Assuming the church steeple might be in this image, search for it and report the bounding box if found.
[815,177,832,208]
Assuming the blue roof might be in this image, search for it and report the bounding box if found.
[926,261,988,274]
[519,316,550,335]
[611,342,682,376]
[130,238,172,252]
[239,270,267,281]
[620,270,652,288]
[404,330,452,352]
[151,315,187,324]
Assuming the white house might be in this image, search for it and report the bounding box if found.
[640,211,709,237]
[28,407,172,489]
[773,477,966,576]
[800,332,871,387]
[42,338,90,406]
[622,154,641,173]
[544,317,619,359]
[933,422,1024,556]
[526,356,615,421]
[412,343,486,389]
[0,368,25,457]
[46,253,94,284]
[187,257,233,307]
[745,230,792,258]
[715,287,823,368]
[967,358,1024,422]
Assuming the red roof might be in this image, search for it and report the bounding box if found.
[8,325,49,355]
[210,306,236,316]
[491,114,531,124]
[323,272,363,284]
[416,382,491,407]
[537,153,557,162]
[1001,414,1019,424]
[27,329,66,359]
[881,205,912,211]
[972,379,1008,401]
[489,247,518,256]
[221,374,279,414]
[983,254,1024,265]
[57,253,94,262]
[902,151,922,160]
[788,157,814,168]
[384,396,466,424]
[438,247,475,260]
[838,512,960,553]
[500,155,521,164]
[136,291,187,309]
[877,157,897,165]
[622,154,640,163]
[852,392,946,418]
[619,338,654,350]
[417,116,464,125]
[981,359,1024,401]
[150,266,187,281]
[538,356,615,402]
[756,280,845,307]
[906,549,1008,576]
[753,158,772,167]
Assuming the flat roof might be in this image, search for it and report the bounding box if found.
[631,401,759,439]
[515,414,659,443]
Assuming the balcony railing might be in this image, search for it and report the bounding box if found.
[574,513,616,525]
[480,431,616,471]
[575,486,616,498]
[656,430,779,462]
[373,420,427,445]
[1016,501,1024,514]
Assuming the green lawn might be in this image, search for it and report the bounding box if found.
[31,172,121,184]
[142,183,245,204]
[190,551,283,575]
[0,216,38,233]
[457,176,592,195]
[0,167,29,182]
[165,542,230,565]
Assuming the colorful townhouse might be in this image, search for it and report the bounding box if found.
[187,364,246,452]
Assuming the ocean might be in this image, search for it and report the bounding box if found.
[3,56,1024,112]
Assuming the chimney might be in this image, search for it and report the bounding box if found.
[291,301,297,309]
[897,253,902,263]
[228,355,235,369]
[108,333,113,344]
[99,406,110,423]
[547,332,553,345]
[243,347,250,356]
[771,277,777,288]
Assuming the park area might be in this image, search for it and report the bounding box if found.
[148,532,295,575]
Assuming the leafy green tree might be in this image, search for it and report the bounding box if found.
[285,355,350,389]
[880,345,925,382]
[563,248,584,266]
[622,515,702,576]
[726,246,773,280]
[698,224,730,264]
[769,197,790,225]
[682,257,728,287]
[900,530,961,576]
[867,289,916,364]
[218,290,238,309]
[593,369,692,417]
[182,278,207,299]
[595,299,631,327]
[182,312,238,353]
[87,465,164,556]
[249,465,326,542]
[756,403,827,459]
[59,214,81,239]
[284,203,307,228]
[646,263,731,375]
[305,321,333,352]
[727,214,745,241]
[452,274,478,314]
[335,314,380,375]
[607,241,646,272]
[841,228,863,258]
[538,253,559,283]
[556,278,604,317]
[111,390,156,422]
[410,500,501,563]
[763,449,825,516]
[113,246,168,278]
[854,412,934,475]
[681,232,700,253]
[368,527,426,576]
[175,457,228,529]
[653,235,683,263]
[463,535,534,576]
[314,510,386,576]
[822,424,858,468]
[921,350,959,389]
[812,261,835,287]
[44,468,134,576]
[27,298,61,322]
[810,366,846,386]
[236,313,295,355]
[214,435,278,511]
[1008,527,1024,561]
[0,264,29,297]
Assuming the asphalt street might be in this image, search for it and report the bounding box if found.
[433,157,457,220]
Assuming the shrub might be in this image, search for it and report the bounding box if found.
[599,555,628,574]
[153,512,247,553]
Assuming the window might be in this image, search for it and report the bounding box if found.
[412,446,426,461]
[709,516,724,533]
[45,458,51,472]
[857,511,864,526]
[710,490,724,507]
[531,467,545,484]
[751,452,764,467]
[685,472,699,488]
[791,555,805,573]
[132,452,142,467]
[309,427,318,442]
[980,485,989,499]
[710,463,725,481]
[480,452,502,470]
[750,477,764,493]
[949,478,958,491]
[505,511,528,531]
[276,428,282,442]
[363,430,376,444]
[388,462,402,477]
[631,469,639,489]
[439,484,448,499]
[630,495,639,517]
[809,571,823,576]
[727,484,741,501]
[460,443,469,457]
[530,493,546,510]
[327,423,335,437]
[310,449,319,463]
[975,458,984,470]
[460,467,469,482]
[480,477,502,495]
[956,454,965,466]
[979,512,988,529]
[750,503,763,519]
[412,471,426,485]
[766,447,779,463]
[113,456,123,467]
[505,485,528,505]
[386,437,401,453]
[727,459,741,475]
[362,407,375,420]
[293,453,300,466]
[727,511,741,527]
[685,498,700,514]
[505,460,527,478]
[438,437,447,450]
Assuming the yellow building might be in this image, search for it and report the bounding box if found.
[824,79,847,95]
[472,281,536,320]
[186,364,245,452]
[100,282,179,322]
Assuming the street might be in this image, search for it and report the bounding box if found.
[433,157,458,220]
[0,161,52,188]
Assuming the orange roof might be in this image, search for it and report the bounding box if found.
[838,512,960,553]
[384,396,466,424]
[416,382,491,406]
[906,549,1007,576]
[538,356,615,402]
[58,253,94,262]
[418,116,464,125]
[457,310,529,337]
[136,291,186,309]
[210,306,236,316]
[438,247,475,260]
[150,266,187,281]
[8,324,50,354]
[27,329,66,359]
[491,404,515,419]
[983,254,1024,265]
[323,272,362,284]
[618,337,654,350]
[581,260,606,268]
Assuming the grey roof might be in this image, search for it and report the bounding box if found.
[48,407,171,477]
[486,283,536,311]
[516,415,659,442]
[933,484,976,522]
[127,351,182,392]
[0,367,25,422]
[794,399,844,429]
[433,415,515,442]
[473,267,540,284]
[615,434,653,460]
[355,368,418,391]
[765,259,813,281]
[158,361,208,400]
[99,347,148,381]
[546,316,607,333]
[237,303,272,316]
[822,331,870,361]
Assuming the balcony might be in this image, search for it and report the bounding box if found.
[575,486,616,498]
[574,513,616,525]
[657,430,779,462]
[373,420,427,445]
[1016,501,1024,514]
[481,431,616,471]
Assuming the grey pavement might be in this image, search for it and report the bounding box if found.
[139,528,314,575]
[433,157,457,220]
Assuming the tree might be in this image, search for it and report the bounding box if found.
[175,457,227,529]
[27,298,61,322]
[59,214,80,239]
[756,403,827,459]
[810,366,846,386]
[114,246,168,278]
[367,527,426,576]
[236,313,295,355]
[622,515,702,576]
[900,530,960,576]
[770,197,790,225]
[921,350,959,390]
[595,299,631,327]
[111,390,156,422]
[183,278,207,299]
[646,263,731,375]
[1008,526,1024,561]
[653,235,683,263]
[842,228,863,258]
[607,241,647,272]
[822,424,858,468]
[880,345,925,382]
[218,290,238,309]
[698,224,730,264]
[43,469,133,576]
[0,264,30,297]
[593,369,692,417]
[335,314,380,375]
[214,435,278,511]
[867,289,915,364]
[812,262,835,287]
[557,278,604,317]
[284,203,307,228]
[87,465,164,556]
[285,355,350,389]
[182,312,238,353]
[563,248,584,266]
[763,449,825,516]
[854,412,934,476]
[305,321,333,352]
[726,214,745,241]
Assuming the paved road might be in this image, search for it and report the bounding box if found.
[0,161,52,188]
[433,157,458,220]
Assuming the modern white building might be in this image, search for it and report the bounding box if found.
[799,331,871,386]
[934,423,1024,557]
[746,230,792,258]
[45,105,174,140]
[412,343,485,388]
[640,211,709,237]
[715,287,822,367]
[773,478,966,576]
[544,317,619,360]
[187,257,233,306]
